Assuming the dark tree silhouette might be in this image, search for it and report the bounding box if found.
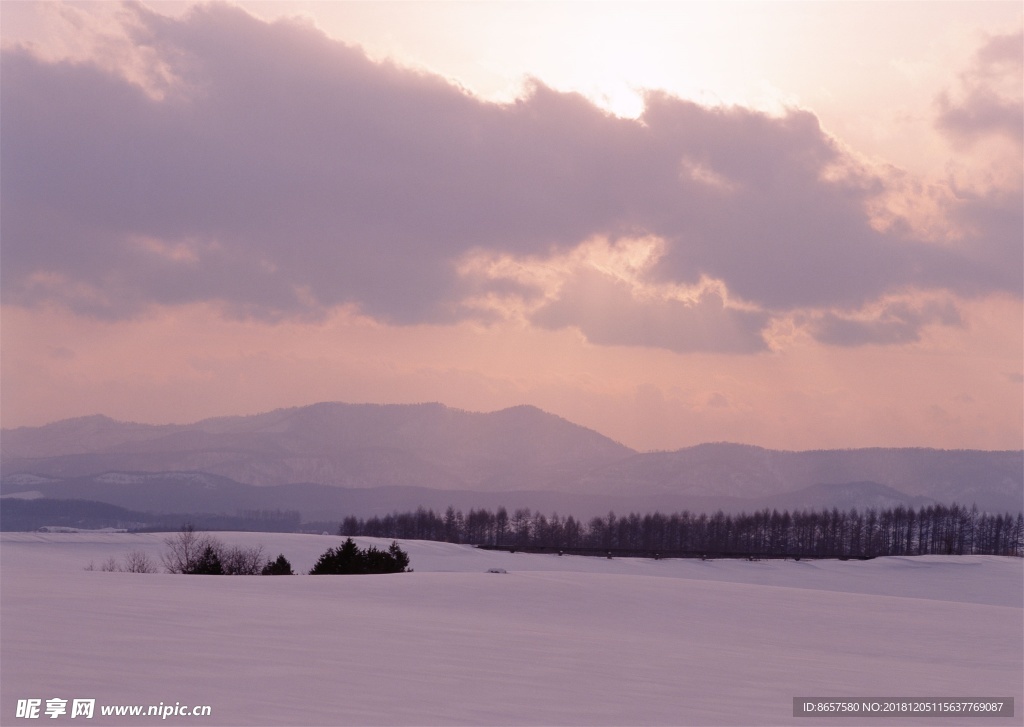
[261,554,295,575]
[188,544,223,575]
[334,503,1022,558]
[310,538,410,575]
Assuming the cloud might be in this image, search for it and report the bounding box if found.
[937,31,1023,147]
[808,297,964,347]
[462,235,769,353]
[530,267,769,354]
[1,3,1019,352]
[929,33,1024,309]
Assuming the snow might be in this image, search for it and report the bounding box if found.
[1,474,56,486]
[0,490,44,500]
[2,532,1021,726]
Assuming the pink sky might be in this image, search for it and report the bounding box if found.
[1,2,1021,451]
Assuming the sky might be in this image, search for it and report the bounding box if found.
[1,1,1021,452]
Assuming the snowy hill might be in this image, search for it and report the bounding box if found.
[1,532,1021,726]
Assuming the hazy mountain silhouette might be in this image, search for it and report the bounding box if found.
[2,403,1021,518]
[574,443,1023,511]
[0,474,945,528]
[1,403,633,491]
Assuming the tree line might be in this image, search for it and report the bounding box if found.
[340,503,1024,558]
[90,526,411,576]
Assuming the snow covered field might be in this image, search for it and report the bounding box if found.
[2,532,1021,726]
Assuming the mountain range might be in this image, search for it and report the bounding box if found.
[2,402,1021,528]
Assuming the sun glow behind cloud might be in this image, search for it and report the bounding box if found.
[0,1,1020,450]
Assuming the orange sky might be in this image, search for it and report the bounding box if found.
[1,2,1021,451]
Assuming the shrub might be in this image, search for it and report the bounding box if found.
[162,525,219,574]
[222,544,265,575]
[161,525,266,575]
[123,549,157,573]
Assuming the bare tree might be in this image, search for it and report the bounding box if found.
[162,524,219,574]
[123,549,157,574]
[221,544,265,575]
[160,525,272,574]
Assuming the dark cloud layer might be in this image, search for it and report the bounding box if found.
[2,3,1020,352]
[809,299,964,348]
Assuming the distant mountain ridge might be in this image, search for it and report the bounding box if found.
[2,402,1021,519]
[1,403,635,492]
[578,443,1023,505]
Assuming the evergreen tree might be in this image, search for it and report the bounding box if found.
[310,538,410,575]
[388,541,410,572]
[261,554,294,575]
[187,543,223,575]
